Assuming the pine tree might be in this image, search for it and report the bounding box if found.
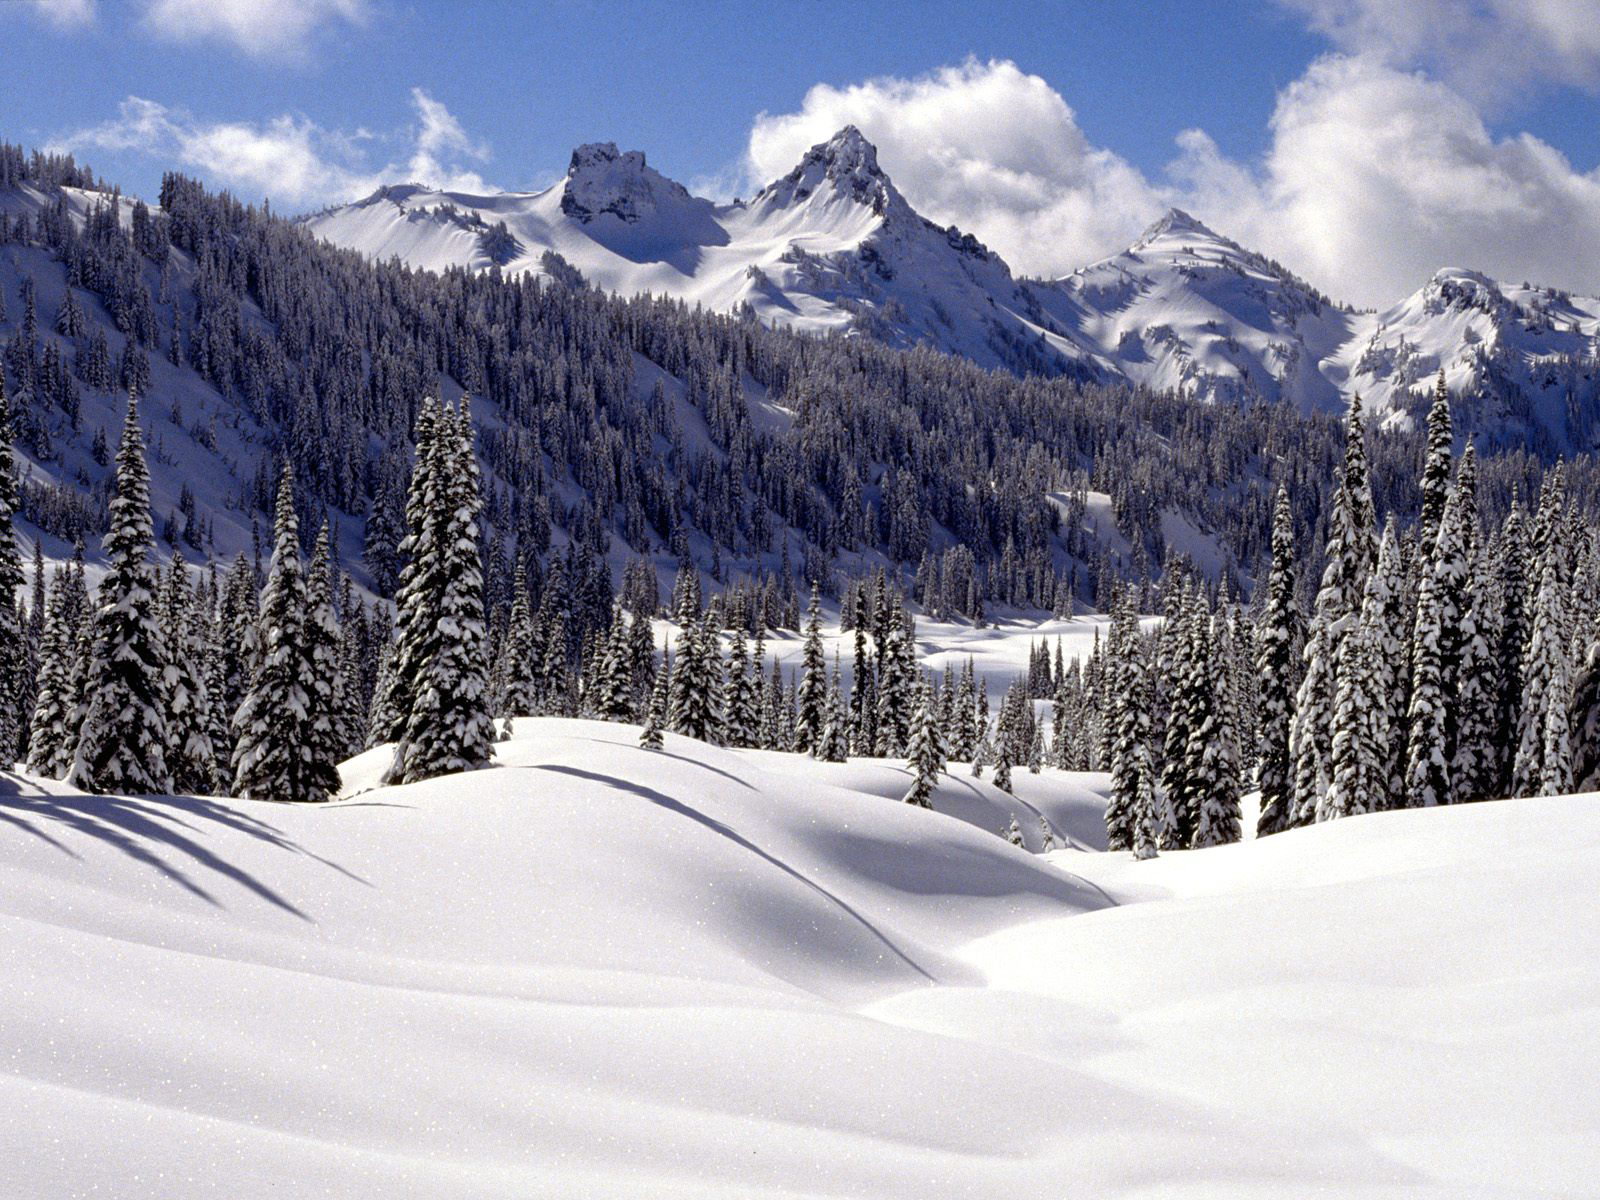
[1190,612,1241,847]
[1290,398,1375,825]
[1417,373,1454,575]
[794,585,827,755]
[1132,761,1159,860]
[1003,814,1025,848]
[372,399,446,745]
[0,374,24,764]
[25,567,77,778]
[1453,541,1500,802]
[69,396,171,794]
[300,525,347,798]
[161,553,216,794]
[1105,594,1147,850]
[591,603,636,722]
[818,650,850,763]
[640,642,668,751]
[722,625,759,747]
[901,677,946,807]
[233,470,319,802]
[497,562,538,723]
[1513,537,1568,796]
[1255,488,1301,836]
[391,405,495,784]
[1038,815,1057,852]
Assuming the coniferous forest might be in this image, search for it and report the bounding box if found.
[4,144,1600,840]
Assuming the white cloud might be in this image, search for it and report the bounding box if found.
[404,87,490,194]
[26,0,95,30]
[1184,54,1600,306]
[141,0,368,58]
[747,60,1164,280]
[1279,0,1600,105]
[48,89,493,209]
[743,55,1600,307]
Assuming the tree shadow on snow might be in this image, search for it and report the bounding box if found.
[0,771,369,921]
[530,763,938,983]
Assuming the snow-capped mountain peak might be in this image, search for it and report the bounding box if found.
[753,125,904,220]
[559,141,700,225]
[1130,206,1227,250]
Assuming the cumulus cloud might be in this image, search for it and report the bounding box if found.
[1279,0,1600,106]
[49,89,492,209]
[744,55,1600,307]
[1189,54,1600,306]
[747,60,1164,280]
[141,0,368,58]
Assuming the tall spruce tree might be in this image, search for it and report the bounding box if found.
[300,525,348,799]
[162,553,216,794]
[69,396,172,795]
[794,584,827,755]
[1104,594,1148,850]
[25,567,77,778]
[901,677,946,807]
[1255,488,1301,836]
[1290,397,1375,826]
[391,404,495,784]
[0,374,23,765]
[233,470,322,802]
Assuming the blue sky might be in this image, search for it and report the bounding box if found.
[7,0,1600,304]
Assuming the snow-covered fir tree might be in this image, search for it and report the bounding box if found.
[1289,397,1375,826]
[69,396,172,795]
[722,625,759,748]
[794,584,827,755]
[901,676,946,807]
[161,553,216,794]
[390,404,495,784]
[1104,593,1148,850]
[233,470,326,803]
[1255,488,1301,836]
[818,651,850,763]
[299,524,348,800]
[25,565,78,778]
[0,374,24,764]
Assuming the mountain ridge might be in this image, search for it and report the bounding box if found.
[303,132,1600,446]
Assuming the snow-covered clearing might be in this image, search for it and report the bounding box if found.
[2,719,1594,1197]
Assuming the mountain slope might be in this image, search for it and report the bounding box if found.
[3,718,1595,1197]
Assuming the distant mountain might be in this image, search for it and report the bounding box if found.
[303,128,1090,378]
[306,134,1600,446]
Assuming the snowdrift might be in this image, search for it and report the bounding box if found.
[2,721,1595,1198]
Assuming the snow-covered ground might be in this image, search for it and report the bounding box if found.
[3,718,1594,1197]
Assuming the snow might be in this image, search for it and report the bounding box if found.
[4,717,1594,1197]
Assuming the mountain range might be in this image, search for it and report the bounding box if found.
[304,127,1600,447]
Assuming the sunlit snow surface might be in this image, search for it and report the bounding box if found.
[3,713,1596,1198]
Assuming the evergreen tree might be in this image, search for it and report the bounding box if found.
[1003,814,1025,848]
[372,399,445,745]
[391,405,495,784]
[591,603,636,722]
[1132,761,1160,860]
[1513,538,1568,796]
[1417,373,1454,574]
[497,562,538,723]
[1190,612,1241,847]
[794,584,827,755]
[722,625,759,747]
[233,470,321,802]
[1105,594,1147,850]
[161,553,216,793]
[1255,488,1301,836]
[69,396,171,794]
[1038,815,1057,852]
[300,525,348,798]
[901,677,946,807]
[1290,398,1375,825]
[818,650,850,763]
[640,642,668,751]
[25,567,77,778]
[0,374,23,764]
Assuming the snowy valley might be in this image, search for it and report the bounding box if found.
[4,717,1595,1198]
